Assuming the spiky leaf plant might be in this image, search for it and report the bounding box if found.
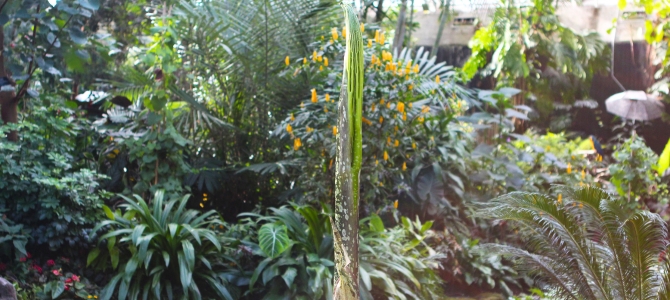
[477,186,670,300]
[89,190,237,300]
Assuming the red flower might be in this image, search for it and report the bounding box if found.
[64,286,70,291]
[19,257,26,262]
[71,275,80,282]
[0,263,6,271]
[52,269,61,276]
[46,260,55,267]
[26,252,31,258]
[65,278,73,284]
[32,265,43,273]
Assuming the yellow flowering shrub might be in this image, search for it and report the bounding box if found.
[274,31,473,209]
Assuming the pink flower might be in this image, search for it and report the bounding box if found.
[64,286,70,291]
[65,278,73,284]
[71,275,80,282]
[52,269,61,276]
[26,252,31,259]
[46,260,55,267]
[19,257,26,262]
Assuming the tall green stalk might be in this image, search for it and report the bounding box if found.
[333,2,364,299]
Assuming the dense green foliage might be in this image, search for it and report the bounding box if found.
[0,104,108,252]
[88,190,236,300]
[277,37,472,225]
[1,0,669,299]
[462,0,609,121]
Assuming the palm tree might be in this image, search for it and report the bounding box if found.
[477,186,670,299]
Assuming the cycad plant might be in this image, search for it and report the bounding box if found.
[477,186,670,299]
[88,190,236,300]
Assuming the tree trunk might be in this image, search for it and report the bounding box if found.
[392,0,408,53]
[406,0,415,47]
[430,0,451,58]
[0,27,17,141]
[375,0,384,22]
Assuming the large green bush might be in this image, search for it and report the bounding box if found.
[229,204,447,299]
[0,104,109,253]
[276,31,472,220]
[88,190,236,300]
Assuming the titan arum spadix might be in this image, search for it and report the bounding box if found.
[332,2,364,300]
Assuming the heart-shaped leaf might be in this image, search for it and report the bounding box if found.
[258,223,290,258]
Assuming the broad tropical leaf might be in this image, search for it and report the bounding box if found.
[258,223,291,258]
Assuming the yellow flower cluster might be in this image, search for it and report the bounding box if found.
[285,56,290,66]
[331,27,339,40]
[385,62,397,72]
[311,89,317,103]
[396,102,405,113]
[374,30,385,44]
[370,54,381,66]
[294,138,302,151]
[381,50,393,62]
[421,105,431,113]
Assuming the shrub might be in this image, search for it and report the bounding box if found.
[359,215,445,300]
[0,104,109,253]
[233,204,447,299]
[236,204,334,299]
[88,190,236,300]
[275,32,472,221]
[608,135,668,208]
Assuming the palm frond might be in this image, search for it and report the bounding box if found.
[622,211,668,300]
[477,185,670,300]
[235,158,303,175]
